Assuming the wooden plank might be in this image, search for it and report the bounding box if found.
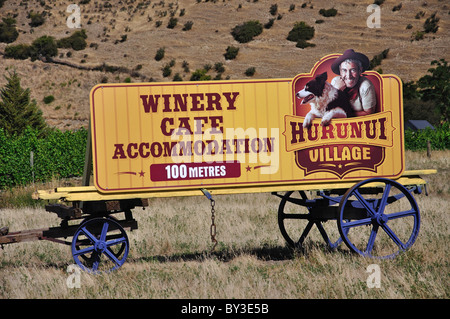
[401,169,437,176]
[33,174,432,202]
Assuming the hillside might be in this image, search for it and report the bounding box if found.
[0,0,449,130]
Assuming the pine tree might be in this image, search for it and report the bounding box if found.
[0,70,48,137]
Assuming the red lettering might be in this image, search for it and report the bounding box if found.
[223,92,239,110]
[162,94,172,112]
[112,144,126,159]
[178,117,193,134]
[140,95,160,113]
[173,94,188,112]
[290,121,304,143]
[139,143,150,158]
[193,117,208,134]
[191,93,204,111]
[205,93,221,111]
[127,143,138,159]
[160,118,174,136]
[209,116,223,133]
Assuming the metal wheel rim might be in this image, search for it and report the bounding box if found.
[71,217,129,273]
[337,178,420,259]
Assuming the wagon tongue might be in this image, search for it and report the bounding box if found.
[302,94,314,104]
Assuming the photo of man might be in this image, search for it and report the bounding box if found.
[330,49,377,116]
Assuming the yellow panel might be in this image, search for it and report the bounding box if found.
[89,54,407,194]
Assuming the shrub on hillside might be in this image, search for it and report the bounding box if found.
[4,44,31,59]
[57,29,87,51]
[4,35,58,61]
[28,12,46,27]
[264,18,275,29]
[287,21,315,48]
[270,4,278,16]
[0,17,19,44]
[43,95,55,104]
[369,49,389,70]
[183,21,193,31]
[224,46,239,60]
[29,35,58,61]
[245,67,256,76]
[319,8,337,17]
[190,69,211,81]
[231,20,263,43]
[155,47,165,61]
[423,12,439,33]
[167,17,178,29]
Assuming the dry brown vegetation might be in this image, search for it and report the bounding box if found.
[0,0,449,130]
[0,150,448,299]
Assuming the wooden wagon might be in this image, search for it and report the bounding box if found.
[0,53,437,273]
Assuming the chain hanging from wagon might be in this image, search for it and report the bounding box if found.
[201,188,218,252]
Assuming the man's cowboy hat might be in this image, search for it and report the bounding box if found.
[331,49,370,74]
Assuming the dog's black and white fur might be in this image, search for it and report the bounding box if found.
[296,72,353,128]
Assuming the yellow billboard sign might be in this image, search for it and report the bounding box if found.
[90,51,405,193]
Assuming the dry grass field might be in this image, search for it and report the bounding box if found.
[0,0,449,130]
[0,150,448,299]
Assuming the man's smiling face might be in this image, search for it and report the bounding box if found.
[339,61,361,88]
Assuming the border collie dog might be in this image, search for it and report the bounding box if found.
[296,72,352,128]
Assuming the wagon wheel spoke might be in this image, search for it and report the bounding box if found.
[365,225,379,255]
[295,220,314,248]
[381,224,406,250]
[104,247,122,266]
[91,253,101,271]
[376,183,391,214]
[385,208,418,221]
[353,189,377,217]
[80,227,98,244]
[100,222,109,242]
[72,245,95,257]
[340,217,372,230]
[106,236,128,260]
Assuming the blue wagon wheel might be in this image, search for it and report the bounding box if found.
[71,217,129,273]
[337,178,420,259]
